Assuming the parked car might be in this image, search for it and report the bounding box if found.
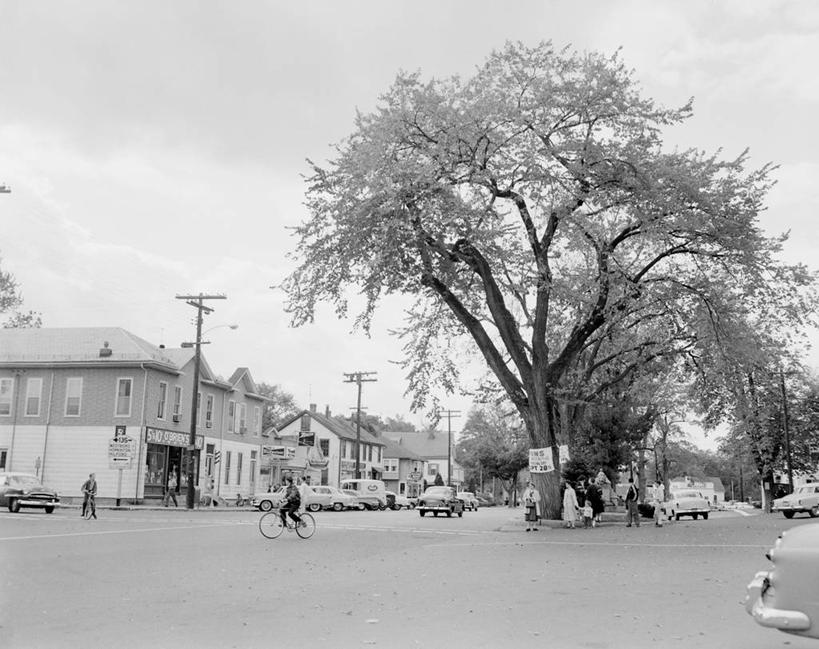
[252,487,285,512]
[772,482,819,519]
[0,472,60,513]
[309,485,357,511]
[418,486,464,518]
[342,488,382,510]
[662,489,711,521]
[457,491,479,511]
[475,494,496,507]
[386,491,415,510]
[745,523,819,639]
[339,479,388,510]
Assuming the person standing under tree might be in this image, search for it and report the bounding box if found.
[522,481,541,532]
[562,481,579,529]
[81,473,97,519]
[652,480,665,527]
[625,478,640,527]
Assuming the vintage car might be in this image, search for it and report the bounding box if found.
[457,491,479,511]
[308,485,357,511]
[0,472,60,513]
[252,487,286,512]
[418,486,464,518]
[772,482,819,519]
[745,523,819,639]
[341,488,382,510]
[661,489,710,521]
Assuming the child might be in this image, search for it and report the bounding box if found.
[583,499,594,528]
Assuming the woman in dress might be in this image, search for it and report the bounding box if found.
[562,481,579,528]
[522,481,541,532]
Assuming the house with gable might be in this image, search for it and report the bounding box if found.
[0,327,266,504]
[273,404,386,488]
[382,430,464,490]
[380,434,426,499]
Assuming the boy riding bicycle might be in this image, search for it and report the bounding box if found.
[279,476,303,528]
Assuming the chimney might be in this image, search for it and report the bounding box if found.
[309,403,317,413]
[99,341,112,358]
[325,405,331,417]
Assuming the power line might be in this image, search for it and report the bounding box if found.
[343,371,377,479]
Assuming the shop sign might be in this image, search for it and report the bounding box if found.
[529,447,554,473]
[341,459,356,472]
[145,427,204,450]
[408,470,422,482]
[263,445,296,459]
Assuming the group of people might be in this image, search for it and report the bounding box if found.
[522,474,667,529]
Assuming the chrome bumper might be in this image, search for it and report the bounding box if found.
[745,571,811,632]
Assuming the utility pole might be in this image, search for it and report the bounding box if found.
[176,293,226,509]
[343,371,377,479]
[439,409,461,487]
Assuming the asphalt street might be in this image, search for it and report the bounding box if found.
[1,504,816,649]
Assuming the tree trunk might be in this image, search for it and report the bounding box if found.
[526,394,562,519]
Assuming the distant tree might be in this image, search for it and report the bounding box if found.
[382,415,417,432]
[0,254,41,328]
[434,472,444,486]
[256,383,300,431]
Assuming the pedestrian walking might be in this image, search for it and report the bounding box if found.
[164,468,178,507]
[562,481,579,528]
[625,477,640,527]
[522,481,541,531]
[586,477,605,526]
[81,472,97,519]
[652,480,665,527]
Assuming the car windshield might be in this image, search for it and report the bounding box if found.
[10,475,41,487]
[674,491,701,499]
[795,485,818,495]
[425,487,452,496]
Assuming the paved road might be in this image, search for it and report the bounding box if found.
[1,505,816,648]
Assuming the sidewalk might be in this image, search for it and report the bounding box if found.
[499,506,628,531]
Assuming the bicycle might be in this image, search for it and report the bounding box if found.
[258,509,315,539]
[83,495,96,520]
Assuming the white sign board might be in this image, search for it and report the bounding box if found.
[559,445,570,465]
[108,438,135,470]
[529,447,555,473]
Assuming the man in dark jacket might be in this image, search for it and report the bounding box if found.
[625,478,639,527]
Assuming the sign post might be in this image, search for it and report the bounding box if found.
[109,426,135,507]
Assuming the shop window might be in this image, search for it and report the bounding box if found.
[172,386,183,418]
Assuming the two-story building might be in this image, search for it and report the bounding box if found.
[274,404,386,487]
[380,435,426,499]
[0,327,267,504]
[382,430,464,490]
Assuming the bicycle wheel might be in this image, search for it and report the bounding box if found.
[83,500,94,520]
[258,512,285,539]
[295,513,316,539]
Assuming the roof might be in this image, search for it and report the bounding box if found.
[380,435,425,461]
[382,430,451,459]
[278,410,386,446]
[0,327,179,368]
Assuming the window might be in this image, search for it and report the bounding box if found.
[367,445,373,462]
[115,378,132,417]
[224,451,232,484]
[0,448,6,470]
[196,392,202,427]
[205,444,215,478]
[205,395,214,427]
[250,451,257,489]
[227,401,235,432]
[172,386,182,417]
[384,458,398,473]
[340,440,347,458]
[65,377,82,416]
[157,382,167,419]
[300,413,310,431]
[254,406,261,436]
[237,453,243,485]
[239,403,247,432]
[319,439,330,458]
[0,378,13,416]
[25,378,42,416]
[429,463,439,476]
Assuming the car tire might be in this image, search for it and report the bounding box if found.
[9,499,20,513]
[308,503,321,513]
[447,510,452,518]
[433,511,439,517]
[702,512,708,520]
[693,513,699,520]
[378,503,386,511]
[810,506,819,518]
[419,510,426,517]
[458,511,463,518]
[45,506,55,514]
[393,504,402,510]
[783,511,795,519]
[332,502,343,512]
[259,500,273,512]
[675,513,680,521]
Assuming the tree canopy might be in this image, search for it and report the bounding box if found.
[284,41,815,517]
[1,253,41,328]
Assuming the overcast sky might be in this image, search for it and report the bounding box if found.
[1,0,817,448]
